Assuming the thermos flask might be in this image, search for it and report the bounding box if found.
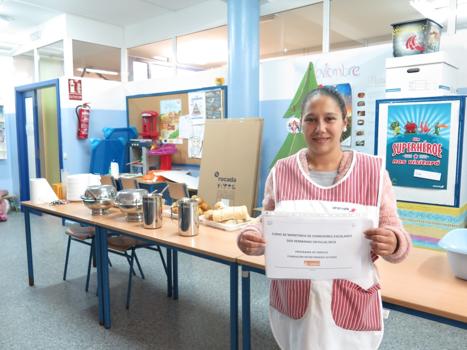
[142,193,163,229]
[177,197,199,236]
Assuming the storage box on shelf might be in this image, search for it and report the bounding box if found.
[385,52,458,98]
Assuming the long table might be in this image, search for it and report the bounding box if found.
[21,201,243,350]
[237,249,467,349]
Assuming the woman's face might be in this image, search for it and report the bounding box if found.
[301,95,347,156]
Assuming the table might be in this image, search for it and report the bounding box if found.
[22,201,243,350]
[237,249,467,350]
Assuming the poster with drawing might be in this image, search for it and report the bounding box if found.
[385,102,451,189]
[0,106,6,160]
[159,99,182,144]
[188,91,206,119]
[205,89,223,119]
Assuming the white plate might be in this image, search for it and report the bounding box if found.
[199,215,253,231]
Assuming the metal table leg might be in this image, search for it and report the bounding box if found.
[241,268,251,350]
[95,227,111,328]
[173,250,178,300]
[230,263,239,350]
[24,206,34,286]
[167,248,172,298]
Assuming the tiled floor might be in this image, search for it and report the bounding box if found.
[0,211,464,349]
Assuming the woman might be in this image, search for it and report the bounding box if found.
[238,86,411,349]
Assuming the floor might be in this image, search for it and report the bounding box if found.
[0,211,465,349]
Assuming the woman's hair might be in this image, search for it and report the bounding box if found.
[301,86,347,119]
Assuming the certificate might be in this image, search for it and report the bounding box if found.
[263,212,373,280]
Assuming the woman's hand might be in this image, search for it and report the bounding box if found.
[364,228,398,257]
[238,230,266,256]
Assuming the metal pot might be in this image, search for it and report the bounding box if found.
[81,185,116,215]
[115,188,148,222]
[177,197,199,236]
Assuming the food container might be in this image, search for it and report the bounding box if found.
[115,188,148,222]
[177,197,199,236]
[391,18,442,57]
[438,228,467,280]
[81,185,116,215]
[142,193,164,229]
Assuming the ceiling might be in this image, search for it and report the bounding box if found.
[1,0,466,74]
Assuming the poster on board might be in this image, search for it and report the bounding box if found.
[385,102,451,189]
[160,99,182,144]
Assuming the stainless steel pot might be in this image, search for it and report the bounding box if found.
[81,185,116,215]
[142,193,164,229]
[177,197,199,236]
[115,188,148,222]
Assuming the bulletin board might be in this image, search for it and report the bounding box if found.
[126,86,227,165]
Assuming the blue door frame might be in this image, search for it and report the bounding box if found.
[15,79,63,202]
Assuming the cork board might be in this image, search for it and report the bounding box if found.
[127,86,226,165]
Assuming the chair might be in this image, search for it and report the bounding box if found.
[119,177,139,189]
[167,182,189,203]
[100,175,118,189]
[63,225,167,309]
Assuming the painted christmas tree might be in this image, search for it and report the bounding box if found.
[269,62,318,168]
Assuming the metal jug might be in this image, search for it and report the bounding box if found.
[177,197,199,236]
[142,193,164,229]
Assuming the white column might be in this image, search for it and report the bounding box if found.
[63,37,74,77]
[322,0,330,53]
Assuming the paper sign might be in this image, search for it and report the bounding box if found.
[263,212,373,280]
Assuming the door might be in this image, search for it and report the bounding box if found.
[16,80,62,202]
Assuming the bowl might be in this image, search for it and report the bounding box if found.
[438,228,467,280]
[115,189,148,221]
[81,185,116,215]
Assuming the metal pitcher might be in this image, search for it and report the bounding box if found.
[142,193,164,229]
[177,197,199,236]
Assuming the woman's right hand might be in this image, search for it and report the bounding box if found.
[238,230,266,256]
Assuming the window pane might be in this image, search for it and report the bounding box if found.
[132,61,148,81]
[13,50,34,84]
[260,3,323,59]
[38,40,64,80]
[128,39,173,81]
[73,40,121,81]
[330,0,421,51]
[176,26,227,70]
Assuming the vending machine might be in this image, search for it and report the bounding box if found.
[375,96,466,247]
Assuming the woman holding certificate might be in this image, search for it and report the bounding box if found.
[238,86,411,350]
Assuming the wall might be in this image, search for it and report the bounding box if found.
[59,77,127,175]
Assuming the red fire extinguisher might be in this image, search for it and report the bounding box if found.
[75,103,90,139]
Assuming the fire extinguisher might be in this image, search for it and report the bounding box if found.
[75,103,90,139]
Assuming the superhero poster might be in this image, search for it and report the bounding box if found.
[386,103,450,189]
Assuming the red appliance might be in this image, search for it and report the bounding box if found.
[75,103,91,139]
[140,111,159,139]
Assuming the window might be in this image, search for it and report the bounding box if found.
[260,3,323,59]
[38,41,64,80]
[73,40,121,81]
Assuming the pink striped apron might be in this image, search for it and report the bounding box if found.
[269,149,384,350]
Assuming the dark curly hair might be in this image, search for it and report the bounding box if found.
[301,86,347,120]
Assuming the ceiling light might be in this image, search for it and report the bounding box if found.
[152,55,169,62]
[77,67,119,76]
[0,15,12,27]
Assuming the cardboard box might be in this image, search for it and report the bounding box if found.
[391,18,442,57]
[198,118,263,214]
[385,52,458,98]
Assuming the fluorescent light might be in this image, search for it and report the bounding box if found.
[77,67,119,76]
[152,55,169,62]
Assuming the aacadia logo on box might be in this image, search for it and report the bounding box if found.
[214,171,237,190]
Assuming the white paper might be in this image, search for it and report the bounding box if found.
[188,91,206,119]
[263,212,373,280]
[178,115,192,139]
[188,120,205,159]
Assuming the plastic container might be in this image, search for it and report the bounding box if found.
[438,228,467,280]
[391,18,442,57]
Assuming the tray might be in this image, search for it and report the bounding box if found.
[199,215,253,231]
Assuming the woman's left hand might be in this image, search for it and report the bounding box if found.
[364,228,398,256]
